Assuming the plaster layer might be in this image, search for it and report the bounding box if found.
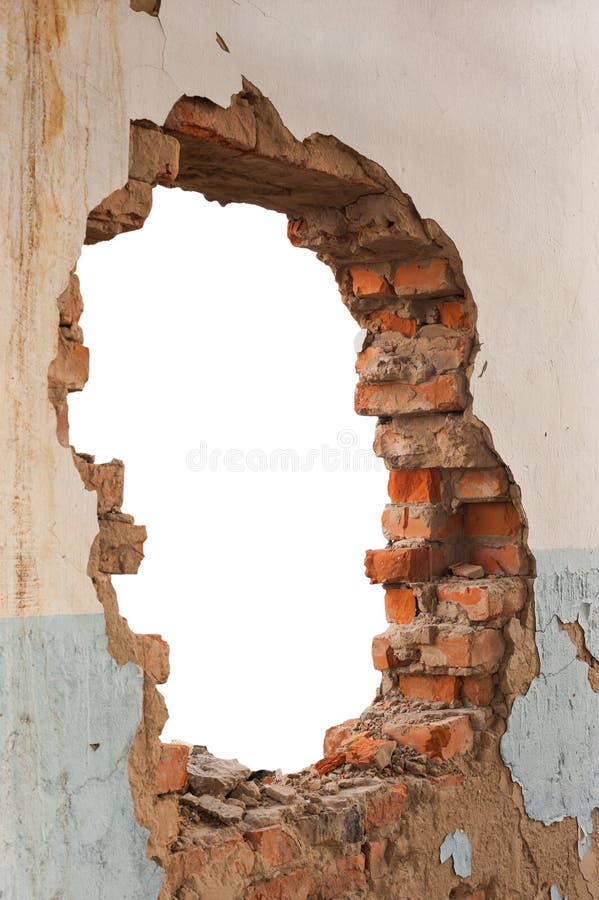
[0,613,160,898]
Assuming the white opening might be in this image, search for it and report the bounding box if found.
[70,186,385,772]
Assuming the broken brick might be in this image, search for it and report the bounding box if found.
[365,547,431,584]
[399,674,459,704]
[383,713,473,761]
[155,743,189,794]
[388,468,441,503]
[392,258,458,299]
[384,588,416,624]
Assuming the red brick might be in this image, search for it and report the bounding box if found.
[345,737,396,770]
[384,588,416,624]
[388,469,441,503]
[365,547,431,584]
[323,719,359,756]
[384,714,473,761]
[470,544,530,575]
[463,502,520,536]
[437,299,470,329]
[355,373,466,417]
[313,753,346,776]
[349,267,393,298]
[372,635,404,671]
[246,869,317,900]
[421,628,504,670]
[454,468,508,501]
[155,743,189,794]
[382,505,462,541]
[48,338,89,393]
[437,579,525,622]
[399,674,458,704]
[364,310,417,335]
[392,258,458,299]
[245,826,301,872]
[321,855,366,899]
[462,675,494,706]
[365,783,408,831]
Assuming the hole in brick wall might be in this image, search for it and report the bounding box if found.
[69,186,385,771]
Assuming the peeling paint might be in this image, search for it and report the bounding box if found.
[439,829,472,878]
[502,549,599,858]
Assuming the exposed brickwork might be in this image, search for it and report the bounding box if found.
[48,82,544,898]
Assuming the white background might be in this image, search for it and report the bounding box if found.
[70,186,386,773]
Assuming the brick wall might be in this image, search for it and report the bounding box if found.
[47,83,586,899]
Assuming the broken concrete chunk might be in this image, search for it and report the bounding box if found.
[187,747,251,797]
[449,562,485,579]
[193,794,244,825]
[230,779,261,807]
[263,783,297,804]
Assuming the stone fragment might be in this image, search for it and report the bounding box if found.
[57,273,84,326]
[263,783,297,804]
[231,779,262,807]
[449,562,485,579]
[73,456,124,515]
[97,519,147,574]
[193,794,244,824]
[187,747,251,797]
[129,123,180,184]
[375,414,498,469]
[85,179,153,244]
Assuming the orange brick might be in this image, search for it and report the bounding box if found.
[365,783,409,831]
[421,629,504,670]
[399,674,458,704]
[392,258,457,299]
[437,300,470,329]
[454,468,508,501]
[382,505,462,541]
[365,547,431,584]
[437,579,525,621]
[245,825,301,872]
[321,854,366,899]
[364,310,417,335]
[372,635,403,671]
[464,502,520,536]
[349,267,393,297]
[313,753,346,776]
[246,868,317,900]
[355,374,465,416]
[323,719,359,756]
[388,469,441,503]
[384,714,473,761]
[154,743,189,794]
[384,588,416,624]
[345,737,396,770]
[470,544,529,575]
[462,675,494,706]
